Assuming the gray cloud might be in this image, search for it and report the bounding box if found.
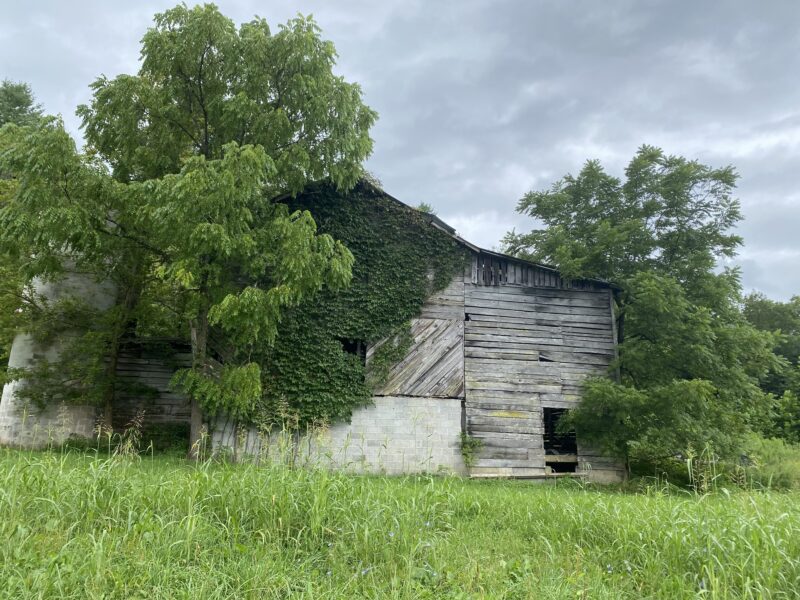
[1,0,798,299]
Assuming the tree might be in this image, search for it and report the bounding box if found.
[743,293,800,443]
[504,146,778,471]
[1,4,376,454]
[0,81,44,381]
[0,80,42,128]
[0,117,138,419]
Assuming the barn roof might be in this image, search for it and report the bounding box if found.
[358,180,616,290]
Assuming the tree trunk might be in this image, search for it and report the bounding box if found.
[188,306,209,460]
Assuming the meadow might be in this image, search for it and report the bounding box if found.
[1,449,799,599]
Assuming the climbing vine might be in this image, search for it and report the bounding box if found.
[366,322,414,389]
[254,181,467,426]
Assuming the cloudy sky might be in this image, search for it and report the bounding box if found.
[2,1,799,299]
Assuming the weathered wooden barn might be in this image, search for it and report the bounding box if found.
[378,231,621,481]
[212,184,623,482]
[0,183,622,481]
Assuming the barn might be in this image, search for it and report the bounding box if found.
[0,182,622,482]
[208,182,623,482]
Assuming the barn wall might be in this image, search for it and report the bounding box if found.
[371,277,465,398]
[210,275,468,474]
[464,254,624,481]
[212,396,466,475]
[111,345,192,432]
[0,252,622,480]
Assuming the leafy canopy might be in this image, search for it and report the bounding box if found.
[1,4,377,434]
[0,80,42,128]
[505,145,742,286]
[256,182,466,426]
[743,293,800,443]
[505,146,778,467]
[0,80,45,382]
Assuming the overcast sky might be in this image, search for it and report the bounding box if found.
[1,1,798,299]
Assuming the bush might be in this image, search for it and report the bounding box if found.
[744,435,800,490]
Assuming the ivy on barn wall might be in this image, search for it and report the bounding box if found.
[254,181,467,426]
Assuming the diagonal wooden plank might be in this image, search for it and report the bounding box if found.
[374,318,465,398]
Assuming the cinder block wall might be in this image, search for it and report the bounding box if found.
[211,396,467,475]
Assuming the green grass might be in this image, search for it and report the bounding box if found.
[1,449,799,598]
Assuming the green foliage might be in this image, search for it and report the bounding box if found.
[141,422,191,453]
[3,297,115,409]
[504,145,742,285]
[75,4,376,436]
[765,391,800,444]
[171,362,262,422]
[0,249,26,382]
[415,201,436,215]
[459,432,483,468]
[506,146,779,469]
[78,5,376,190]
[3,450,800,597]
[258,182,467,425]
[0,80,42,128]
[566,377,746,467]
[0,79,44,375]
[743,435,800,490]
[743,293,800,442]
[1,5,377,439]
[0,118,128,279]
[744,293,800,367]
[0,116,137,411]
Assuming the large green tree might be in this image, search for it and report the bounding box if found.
[504,146,779,471]
[0,80,45,381]
[1,4,376,453]
[743,293,800,443]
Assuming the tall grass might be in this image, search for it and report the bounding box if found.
[0,449,798,598]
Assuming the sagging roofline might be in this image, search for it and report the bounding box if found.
[358,179,618,291]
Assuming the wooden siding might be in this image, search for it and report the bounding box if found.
[464,282,615,476]
[371,318,464,398]
[112,345,192,430]
[419,277,465,320]
[471,252,604,291]
[370,277,465,399]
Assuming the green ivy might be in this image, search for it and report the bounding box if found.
[366,321,413,389]
[255,181,466,426]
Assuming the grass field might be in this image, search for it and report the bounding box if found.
[1,449,799,599]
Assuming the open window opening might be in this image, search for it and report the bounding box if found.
[543,407,578,473]
[338,338,367,366]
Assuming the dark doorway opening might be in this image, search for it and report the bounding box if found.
[543,407,578,473]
